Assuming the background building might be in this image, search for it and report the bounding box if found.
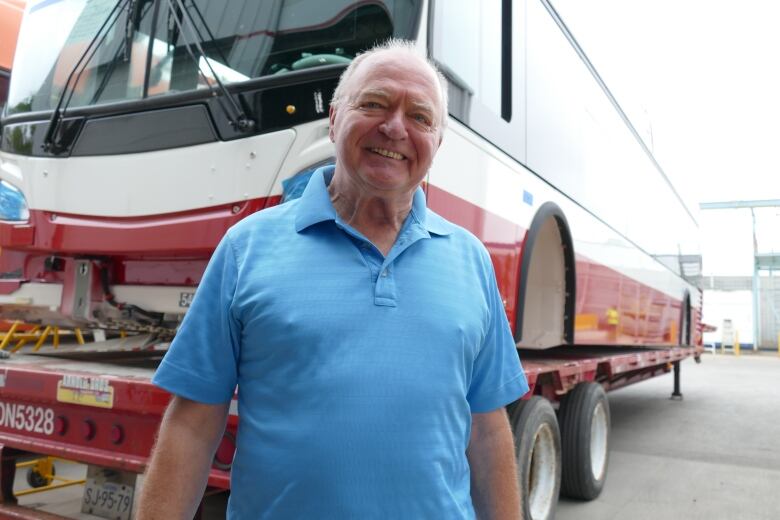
[700,205,780,349]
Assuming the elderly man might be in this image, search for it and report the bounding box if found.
[138,40,528,519]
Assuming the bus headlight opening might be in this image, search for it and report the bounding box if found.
[0,180,29,221]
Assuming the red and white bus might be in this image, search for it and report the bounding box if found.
[0,1,701,518]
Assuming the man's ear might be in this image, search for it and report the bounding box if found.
[328,105,337,143]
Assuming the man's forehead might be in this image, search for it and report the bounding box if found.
[346,53,441,102]
[357,85,429,100]
[358,51,436,83]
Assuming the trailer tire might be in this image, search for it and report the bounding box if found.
[508,396,561,520]
[559,382,610,500]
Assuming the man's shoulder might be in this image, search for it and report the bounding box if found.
[227,200,300,244]
[426,209,488,253]
[424,209,498,288]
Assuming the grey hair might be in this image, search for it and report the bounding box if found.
[330,39,449,131]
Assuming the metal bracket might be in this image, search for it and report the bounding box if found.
[72,260,92,321]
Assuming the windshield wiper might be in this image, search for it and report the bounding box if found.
[43,0,253,153]
[42,0,131,154]
[186,0,231,72]
[165,0,255,132]
[90,1,155,105]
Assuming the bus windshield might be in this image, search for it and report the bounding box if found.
[6,0,421,116]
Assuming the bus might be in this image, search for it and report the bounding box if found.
[0,1,702,518]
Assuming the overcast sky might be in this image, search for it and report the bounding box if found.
[553,0,780,276]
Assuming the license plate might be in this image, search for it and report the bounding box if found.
[81,466,136,520]
[179,291,195,308]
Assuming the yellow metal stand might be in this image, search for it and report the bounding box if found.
[734,331,741,356]
[14,457,86,497]
[0,321,89,352]
[10,325,41,352]
[0,321,21,350]
[32,326,53,351]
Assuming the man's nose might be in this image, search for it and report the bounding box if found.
[378,108,407,140]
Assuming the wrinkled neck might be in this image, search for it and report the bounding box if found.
[328,174,414,255]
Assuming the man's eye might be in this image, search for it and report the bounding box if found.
[362,101,384,109]
[412,114,432,126]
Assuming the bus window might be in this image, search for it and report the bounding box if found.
[150,1,415,96]
[431,0,503,121]
[430,0,525,163]
[6,0,159,115]
[6,0,422,115]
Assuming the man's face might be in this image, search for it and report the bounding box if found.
[329,51,443,198]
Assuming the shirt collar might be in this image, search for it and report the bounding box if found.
[294,165,453,236]
[293,166,338,232]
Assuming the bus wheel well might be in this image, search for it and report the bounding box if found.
[515,202,576,348]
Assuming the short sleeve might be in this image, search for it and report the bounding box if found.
[152,233,241,403]
[466,258,529,413]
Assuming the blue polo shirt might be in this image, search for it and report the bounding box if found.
[153,166,528,519]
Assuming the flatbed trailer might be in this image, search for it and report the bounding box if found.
[522,345,701,399]
[0,1,706,518]
[0,340,703,519]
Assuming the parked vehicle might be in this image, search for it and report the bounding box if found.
[0,1,702,518]
[0,0,24,113]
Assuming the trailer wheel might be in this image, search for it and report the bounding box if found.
[559,382,610,500]
[508,396,561,520]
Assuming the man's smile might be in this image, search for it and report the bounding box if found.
[369,147,406,160]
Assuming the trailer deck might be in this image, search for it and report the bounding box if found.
[521,345,702,399]
[0,339,702,518]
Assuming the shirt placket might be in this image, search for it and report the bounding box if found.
[373,222,430,307]
[335,219,430,307]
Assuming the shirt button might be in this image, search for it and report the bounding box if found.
[381,269,389,277]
